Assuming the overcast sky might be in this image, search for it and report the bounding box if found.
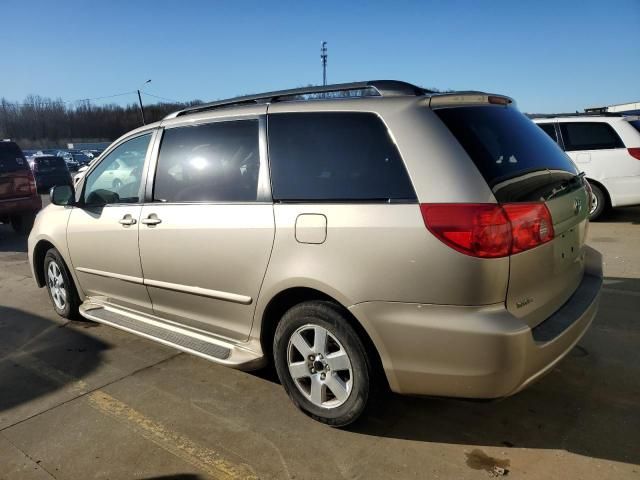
[2,0,638,112]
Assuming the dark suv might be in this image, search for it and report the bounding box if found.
[32,155,73,192]
[0,141,42,234]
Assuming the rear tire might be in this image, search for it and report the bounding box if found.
[44,248,81,320]
[273,301,373,427]
[588,183,607,221]
[11,213,36,235]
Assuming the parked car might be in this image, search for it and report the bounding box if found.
[534,115,640,220]
[80,149,103,159]
[31,155,72,192]
[0,140,42,234]
[28,81,603,426]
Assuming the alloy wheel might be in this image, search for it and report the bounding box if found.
[47,261,67,310]
[287,324,353,408]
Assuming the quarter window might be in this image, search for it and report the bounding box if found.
[268,112,416,201]
[84,133,151,205]
[153,120,260,203]
[560,122,624,151]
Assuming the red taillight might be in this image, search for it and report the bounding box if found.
[420,203,555,258]
[420,204,511,258]
[502,203,554,253]
[28,172,37,195]
[628,148,640,160]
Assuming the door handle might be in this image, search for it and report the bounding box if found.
[118,214,137,226]
[141,214,162,226]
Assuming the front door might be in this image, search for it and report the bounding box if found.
[138,115,274,341]
[67,132,155,312]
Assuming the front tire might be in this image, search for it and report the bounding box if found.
[588,183,607,221]
[273,301,373,427]
[44,248,81,320]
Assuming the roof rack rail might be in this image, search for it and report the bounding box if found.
[164,80,429,119]
[529,112,625,119]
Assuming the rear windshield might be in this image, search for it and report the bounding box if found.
[435,106,578,188]
[629,120,640,134]
[36,156,67,170]
[0,142,28,173]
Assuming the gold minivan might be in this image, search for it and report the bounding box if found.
[28,81,602,426]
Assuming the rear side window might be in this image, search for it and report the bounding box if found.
[435,106,578,188]
[537,123,558,144]
[559,122,624,151]
[268,112,416,201]
[154,120,260,203]
[0,142,28,173]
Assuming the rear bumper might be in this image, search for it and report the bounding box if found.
[350,246,603,398]
[0,195,42,219]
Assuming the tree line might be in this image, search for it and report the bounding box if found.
[1,86,448,149]
[0,95,201,149]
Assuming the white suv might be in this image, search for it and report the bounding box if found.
[534,115,640,219]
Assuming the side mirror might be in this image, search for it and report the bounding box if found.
[78,165,89,173]
[50,184,75,206]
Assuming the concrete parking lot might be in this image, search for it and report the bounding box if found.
[0,204,638,480]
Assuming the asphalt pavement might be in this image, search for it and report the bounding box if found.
[0,203,638,479]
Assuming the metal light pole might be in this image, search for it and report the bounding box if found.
[320,42,327,86]
[137,79,151,125]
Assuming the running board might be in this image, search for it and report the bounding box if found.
[79,303,265,370]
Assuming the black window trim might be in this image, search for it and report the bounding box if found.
[144,115,271,205]
[79,129,158,207]
[557,121,624,152]
[537,121,565,150]
[266,110,418,204]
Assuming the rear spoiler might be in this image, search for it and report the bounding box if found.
[429,92,514,108]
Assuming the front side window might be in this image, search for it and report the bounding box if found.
[153,120,260,203]
[268,112,416,201]
[559,122,624,151]
[84,133,151,205]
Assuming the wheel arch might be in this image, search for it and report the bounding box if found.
[259,286,387,386]
[32,239,57,287]
[586,178,612,208]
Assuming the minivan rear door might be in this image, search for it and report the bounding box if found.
[434,105,589,328]
[0,142,31,200]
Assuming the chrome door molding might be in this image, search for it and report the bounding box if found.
[144,278,252,305]
[76,267,252,305]
[75,267,144,285]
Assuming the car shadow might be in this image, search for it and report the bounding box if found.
[0,306,108,415]
[348,276,640,467]
[597,205,640,224]
[139,476,204,480]
[0,224,28,253]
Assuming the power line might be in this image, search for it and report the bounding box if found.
[142,92,181,103]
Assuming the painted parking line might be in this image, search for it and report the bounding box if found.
[10,353,258,480]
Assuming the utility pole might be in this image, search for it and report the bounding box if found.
[321,41,328,86]
[137,79,151,125]
[137,90,146,125]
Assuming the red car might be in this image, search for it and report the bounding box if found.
[0,141,42,234]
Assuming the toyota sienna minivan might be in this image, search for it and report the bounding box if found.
[28,81,602,426]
